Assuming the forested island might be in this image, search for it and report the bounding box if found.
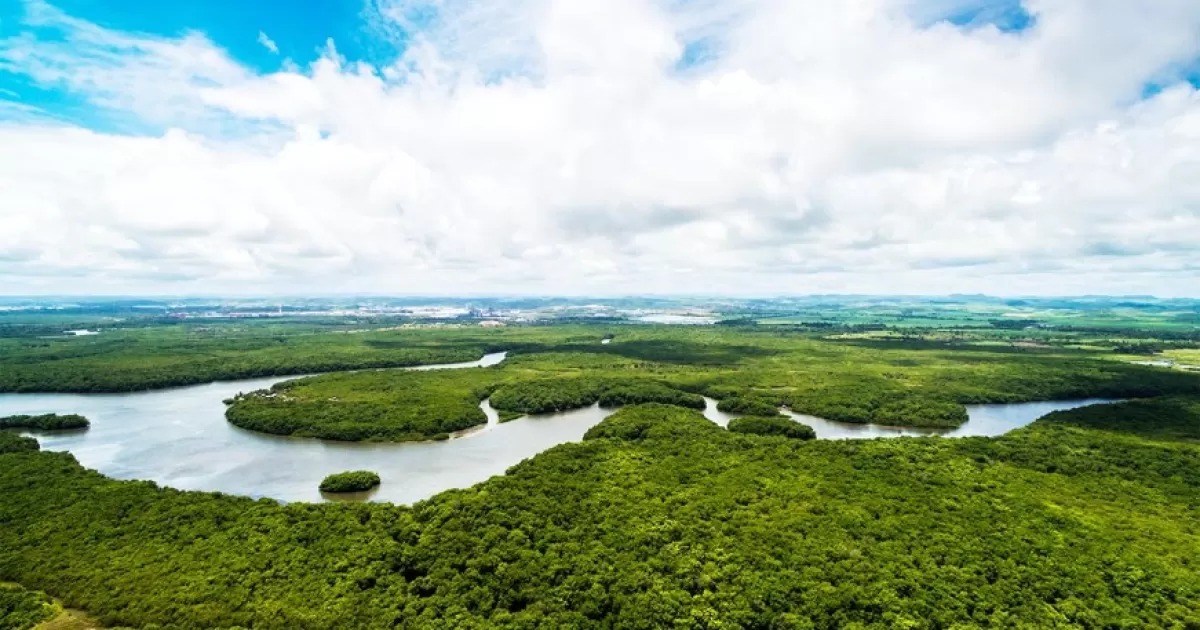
[727,414,817,439]
[0,413,89,431]
[320,471,382,493]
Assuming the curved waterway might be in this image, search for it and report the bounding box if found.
[0,352,1114,504]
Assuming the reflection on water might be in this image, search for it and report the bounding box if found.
[702,397,738,427]
[320,487,381,503]
[0,353,1114,504]
[781,398,1117,440]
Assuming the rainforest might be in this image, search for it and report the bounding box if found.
[1,298,1199,628]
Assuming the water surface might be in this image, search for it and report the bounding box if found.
[783,398,1117,440]
[0,356,1113,504]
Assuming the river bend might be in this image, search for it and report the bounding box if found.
[0,352,1112,504]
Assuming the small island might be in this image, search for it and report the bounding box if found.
[728,416,817,440]
[319,471,381,493]
[0,413,90,431]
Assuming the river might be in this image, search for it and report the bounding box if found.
[0,352,1113,504]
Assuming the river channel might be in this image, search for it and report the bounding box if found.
[0,352,1113,504]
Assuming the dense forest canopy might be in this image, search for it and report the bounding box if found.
[726,415,817,439]
[215,327,1200,441]
[1,398,1199,628]
[0,584,55,630]
[1,313,1199,626]
[0,413,89,431]
[224,368,498,442]
[320,471,382,493]
[0,432,39,454]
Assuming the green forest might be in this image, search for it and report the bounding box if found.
[0,322,492,393]
[219,326,1200,441]
[3,316,1200,627]
[2,398,1199,628]
[727,414,817,439]
[224,368,499,441]
[320,471,382,493]
[0,413,89,431]
[0,584,54,630]
[0,432,39,454]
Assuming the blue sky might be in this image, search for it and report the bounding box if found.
[1,0,384,68]
[0,0,1198,296]
[0,0,400,130]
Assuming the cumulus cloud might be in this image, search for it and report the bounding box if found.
[1,0,1199,295]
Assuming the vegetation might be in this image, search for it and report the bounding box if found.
[320,471,382,494]
[0,321,493,393]
[581,403,722,442]
[727,415,816,439]
[2,300,1200,625]
[0,414,89,431]
[597,381,705,410]
[2,399,1200,627]
[0,583,54,630]
[207,324,1200,440]
[0,433,38,454]
[782,390,969,428]
[2,315,1198,435]
[225,366,711,441]
[487,376,605,414]
[226,368,499,442]
[490,376,704,415]
[715,396,783,417]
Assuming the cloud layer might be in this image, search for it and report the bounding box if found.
[1,0,1199,295]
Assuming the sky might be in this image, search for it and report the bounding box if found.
[0,0,1198,297]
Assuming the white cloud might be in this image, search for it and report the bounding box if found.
[257,31,279,55]
[1,0,1199,295]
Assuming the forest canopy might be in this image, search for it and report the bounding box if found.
[1,398,1199,627]
[214,325,1200,441]
[0,432,39,454]
[0,413,89,431]
[319,471,382,493]
[0,583,55,630]
[727,415,817,439]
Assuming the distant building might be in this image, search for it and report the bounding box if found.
[479,320,505,328]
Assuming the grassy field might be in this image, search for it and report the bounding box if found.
[1164,348,1200,365]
